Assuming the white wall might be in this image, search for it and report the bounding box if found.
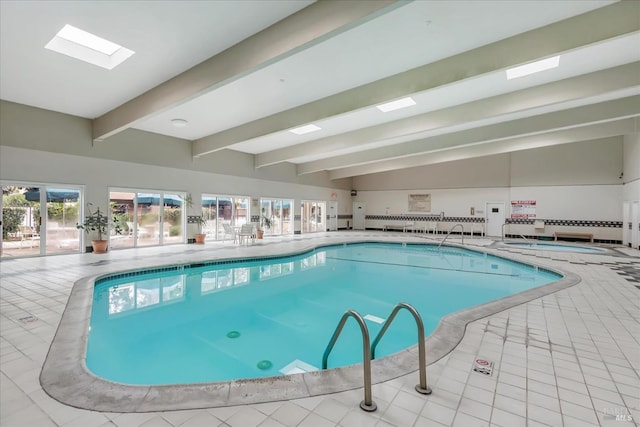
[510,136,623,186]
[351,137,625,240]
[0,100,352,191]
[623,133,640,201]
[353,155,510,190]
[509,185,621,220]
[622,133,639,248]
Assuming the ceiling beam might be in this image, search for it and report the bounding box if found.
[326,118,638,179]
[255,63,640,168]
[296,96,640,175]
[91,0,403,142]
[193,0,640,157]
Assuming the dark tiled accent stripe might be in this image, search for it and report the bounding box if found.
[507,218,622,227]
[367,215,485,223]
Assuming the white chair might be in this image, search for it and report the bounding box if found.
[203,220,216,238]
[237,224,255,245]
[426,221,438,235]
[222,223,237,243]
[471,223,485,238]
[19,225,40,248]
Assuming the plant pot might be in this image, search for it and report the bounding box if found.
[256,229,264,239]
[194,233,206,244]
[91,240,109,254]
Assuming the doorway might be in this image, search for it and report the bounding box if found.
[353,202,366,230]
[328,201,338,231]
[632,201,639,250]
[485,202,505,237]
[301,201,325,233]
[1,184,82,258]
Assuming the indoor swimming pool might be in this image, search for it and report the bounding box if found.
[87,242,561,385]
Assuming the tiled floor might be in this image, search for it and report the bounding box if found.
[1,232,638,426]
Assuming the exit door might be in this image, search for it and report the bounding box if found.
[353,202,366,230]
[485,202,505,237]
[328,201,338,231]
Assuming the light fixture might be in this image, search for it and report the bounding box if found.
[376,97,416,112]
[45,24,135,70]
[289,124,321,135]
[506,56,560,80]
[171,119,188,128]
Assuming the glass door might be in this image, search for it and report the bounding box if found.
[202,194,250,241]
[301,201,326,233]
[2,184,81,258]
[45,188,80,255]
[259,198,293,236]
[110,191,136,249]
[109,190,185,249]
[162,193,183,244]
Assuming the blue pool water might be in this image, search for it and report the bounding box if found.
[87,243,560,385]
[503,242,607,253]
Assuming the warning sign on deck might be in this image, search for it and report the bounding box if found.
[472,359,494,376]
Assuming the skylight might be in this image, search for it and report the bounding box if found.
[289,124,321,135]
[376,97,416,112]
[45,24,134,70]
[506,56,560,80]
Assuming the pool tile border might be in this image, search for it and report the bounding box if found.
[40,240,580,412]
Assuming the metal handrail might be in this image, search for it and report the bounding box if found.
[322,310,377,412]
[438,223,465,248]
[519,234,533,245]
[502,223,509,241]
[371,303,432,395]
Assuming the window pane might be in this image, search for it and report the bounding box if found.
[45,188,80,254]
[137,193,160,246]
[163,194,183,244]
[1,186,41,257]
[110,191,135,249]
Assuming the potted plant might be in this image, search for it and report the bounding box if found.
[193,214,207,244]
[76,204,121,253]
[256,214,272,239]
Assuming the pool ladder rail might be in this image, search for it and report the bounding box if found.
[322,302,432,412]
[438,223,465,248]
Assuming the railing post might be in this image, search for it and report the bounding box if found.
[371,302,432,395]
[322,310,377,412]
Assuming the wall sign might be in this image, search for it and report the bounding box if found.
[408,194,431,212]
[511,200,536,218]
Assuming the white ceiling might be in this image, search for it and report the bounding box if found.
[1,0,638,180]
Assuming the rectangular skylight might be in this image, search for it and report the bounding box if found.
[506,56,560,80]
[45,24,134,70]
[289,124,321,135]
[376,97,416,112]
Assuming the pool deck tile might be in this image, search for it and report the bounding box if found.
[1,232,639,426]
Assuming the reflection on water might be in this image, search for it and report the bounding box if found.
[106,252,327,315]
[108,276,185,315]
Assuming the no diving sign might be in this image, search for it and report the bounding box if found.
[473,359,494,376]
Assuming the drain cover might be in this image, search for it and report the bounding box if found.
[18,316,38,324]
[472,358,494,376]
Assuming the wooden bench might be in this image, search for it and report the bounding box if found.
[554,231,593,243]
[383,223,412,232]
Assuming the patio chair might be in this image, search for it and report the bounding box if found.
[237,224,255,245]
[19,225,40,248]
[426,221,438,235]
[222,223,237,243]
